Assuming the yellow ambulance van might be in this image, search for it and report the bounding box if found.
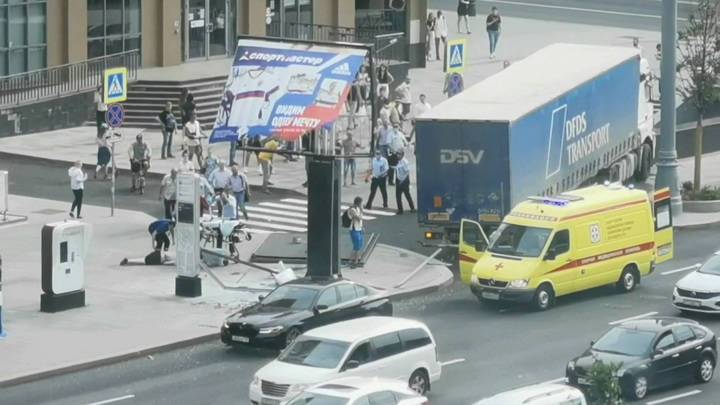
[459,184,673,310]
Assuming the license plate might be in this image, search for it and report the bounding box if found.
[481,291,500,300]
[261,399,280,405]
[232,335,249,343]
[577,377,590,385]
[683,299,702,307]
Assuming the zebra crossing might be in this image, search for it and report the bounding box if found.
[241,197,396,234]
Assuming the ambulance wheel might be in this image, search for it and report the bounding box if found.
[532,284,554,311]
[617,266,639,293]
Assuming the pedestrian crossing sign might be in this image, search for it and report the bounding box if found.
[104,67,128,104]
[447,39,467,73]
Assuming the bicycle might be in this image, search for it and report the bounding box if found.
[130,158,150,194]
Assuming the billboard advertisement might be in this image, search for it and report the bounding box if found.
[210,39,367,144]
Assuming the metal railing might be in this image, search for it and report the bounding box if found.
[266,21,406,63]
[0,50,140,108]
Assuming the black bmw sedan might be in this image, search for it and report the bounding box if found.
[566,317,716,401]
[220,278,392,349]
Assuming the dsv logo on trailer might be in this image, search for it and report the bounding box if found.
[440,149,484,164]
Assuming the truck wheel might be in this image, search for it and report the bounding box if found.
[635,143,652,182]
[532,284,554,311]
[616,266,639,293]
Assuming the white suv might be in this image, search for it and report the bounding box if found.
[249,316,442,405]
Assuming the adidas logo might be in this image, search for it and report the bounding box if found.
[450,46,463,67]
[331,63,352,76]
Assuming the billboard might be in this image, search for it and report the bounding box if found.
[210,39,368,144]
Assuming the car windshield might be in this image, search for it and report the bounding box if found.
[279,337,350,369]
[592,327,656,356]
[287,393,349,405]
[699,255,720,275]
[487,223,552,258]
[262,286,318,310]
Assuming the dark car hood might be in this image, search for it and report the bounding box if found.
[573,349,645,375]
[227,304,308,327]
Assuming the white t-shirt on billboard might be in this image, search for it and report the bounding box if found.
[221,68,283,132]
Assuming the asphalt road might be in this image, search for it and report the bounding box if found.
[1,223,719,405]
[432,0,697,30]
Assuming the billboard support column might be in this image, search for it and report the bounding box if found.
[306,156,341,280]
[656,0,683,217]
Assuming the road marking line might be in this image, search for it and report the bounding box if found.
[440,358,465,367]
[661,263,701,275]
[259,202,308,212]
[609,311,658,325]
[282,198,394,217]
[246,206,308,219]
[475,0,688,21]
[241,219,307,232]
[86,394,135,405]
[239,212,307,226]
[243,228,283,234]
[646,389,702,405]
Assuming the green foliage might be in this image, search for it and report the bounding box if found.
[586,362,624,405]
[682,182,720,200]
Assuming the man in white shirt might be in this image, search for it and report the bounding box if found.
[219,191,237,220]
[388,123,408,185]
[94,85,107,134]
[209,160,231,193]
[434,10,448,61]
[159,169,178,219]
[375,120,394,158]
[68,160,88,218]
[394,78,412,119]
[184,110,204,167]
[177,151,195,172]
[413,94,432,118]
[394,151,415,214]
[365,150,389,209]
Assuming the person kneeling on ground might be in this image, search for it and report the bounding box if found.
[119,218,175,266]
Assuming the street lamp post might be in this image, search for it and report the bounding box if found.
[656,0,683,217]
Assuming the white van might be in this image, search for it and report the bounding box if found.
[249,316,442,405]
[473,383,587,405]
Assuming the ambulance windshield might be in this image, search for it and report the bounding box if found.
[488,223,552,258]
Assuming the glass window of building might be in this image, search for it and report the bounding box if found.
[356,0,407,33]
[0,0,47,76]
[87,0,141,59]
[266,0,313,38]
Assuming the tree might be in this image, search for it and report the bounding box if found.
[586,361,624,405]
[677,0,720,193]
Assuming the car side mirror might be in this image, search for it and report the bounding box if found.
[544,249,556,261]
[257,295,265,302]
[343,360,360,371]
[475,240,487,252]
[590,340,595,347]
[313,304,329,314]
[653,348,664,358]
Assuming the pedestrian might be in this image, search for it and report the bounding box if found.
[486,6,502,59]
[177,150,195,172]
[259,137,279,193]
[365,150,389,209]
[209,160,231,194]
[394,77,412,121]
[376,64,394,101]
[443,72,464,98]
[184,110,204,167]
[245,136,263,175]
[394,151,415,214]
[94,84,107,133]
[347,196,365,268]
[68,160,87,219]
[435,11,448,61]
[413,94,432,118]
[342,131,361,186]
[457,0,471,34]
[357,64,371,108]
[376,119,393,159]
[219,191,237,220]
[128,133,152,192]
[388,122,408,185]
[157,101,177,159]
[229,165,250,220]
[426,12,437,61]
[159,169,178,220]
[148,218,175,253]
[95,124,111,180]
[180,92,196,153]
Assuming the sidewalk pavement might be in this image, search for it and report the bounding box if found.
[0,194,452,386]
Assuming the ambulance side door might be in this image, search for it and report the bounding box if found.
[458,219,489,285]
[653,188,674,264]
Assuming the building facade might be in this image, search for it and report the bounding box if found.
[0,0,427,77]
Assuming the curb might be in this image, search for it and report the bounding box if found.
[0,332,218,388]
[0,151,305,196]
[675,218,720,231]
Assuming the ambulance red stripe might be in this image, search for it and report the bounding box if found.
[548,241,655,274]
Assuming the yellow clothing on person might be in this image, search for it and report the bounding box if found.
[259,139,279,161]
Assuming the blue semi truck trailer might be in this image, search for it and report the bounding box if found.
[415,43,655,242]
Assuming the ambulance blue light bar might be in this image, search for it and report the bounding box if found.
[528,196,569,207]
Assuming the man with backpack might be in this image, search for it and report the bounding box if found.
[343,197,365,268]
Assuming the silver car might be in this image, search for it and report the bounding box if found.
[673,252,720,314]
